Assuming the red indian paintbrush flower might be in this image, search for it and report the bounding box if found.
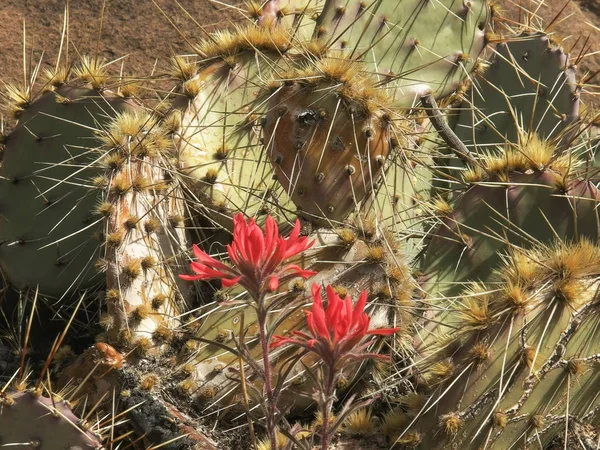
[179,213,316,298]
[271,284,399,368]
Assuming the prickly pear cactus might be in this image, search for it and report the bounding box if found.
[453,32,580,154]
[423,136,596,299]
[404,142,600,448]
[407,239,600,449]
[95,110,191,350]
[3,1,600,449]
[0,68,136,297]
[264,60,397,224]
[312,0,489,107]
[434,31,582,190]
[0,390,104,449]
[175,25,297,230]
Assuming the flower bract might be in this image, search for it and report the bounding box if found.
[179,213,316,299]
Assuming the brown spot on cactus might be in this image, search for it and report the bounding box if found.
[387,266,409,284]
[428,359,455,382]
[130,303,152,323]
[121,259,142,282]
[183,78,203,98]
[402,392,427,412]
[466,342,491,365]
[197,386,217,400]
[458,286,491,330]
[152,324,173,343]
[264,67,393,224]
[332,285,349,298]
[95,201,115,217]
[521,345,536,369]
[140,256,157,271]
[365,245,386,263]
[102,153,126,171]
[376,285,392,299]
[530,414,545,429]
[203,169,219,184]
[133,337,153,357]
[106,288,121,302]
[119,82,139,98]
[344,408,375,436]
[179,378,197,394]
[502,282,531,314]
[92,174,109,188]
[109,174,129,196]
[337,228,358,247]
[213,145,229,160]
[95,258,109,273]
[215,329,231,343]
[289,279,306,292]
[73,56,108,89]
[118,329,134,346]
[168,214,184,228]
[182,340,197,355]
[99,313,115,330]
[170,55,197,82]
[566,358,584,377]
[131,175,151,192]
[180,363,195,376]
[335,5,346,17]
[430,196,452,216]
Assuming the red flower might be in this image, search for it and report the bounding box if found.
[179,214,316,298]
[271,284,399,368]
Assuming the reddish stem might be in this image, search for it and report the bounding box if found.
[320,366,337,450]
[257,302,277,450]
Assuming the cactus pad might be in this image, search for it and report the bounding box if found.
[264,61,396,225]
[0,85,135,297]
[176,26,297,229]
[0,390,103,449]
[453,32,580,155]
[312,0,489,107]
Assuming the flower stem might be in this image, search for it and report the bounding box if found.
[257,305,277,450]
[238,314,257,449]
[320,367,337,450]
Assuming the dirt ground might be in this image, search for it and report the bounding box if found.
[0,0,237,85]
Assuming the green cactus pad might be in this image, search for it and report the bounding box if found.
[407,241,600,449]
[452,32,580,155]
[407,149,600,447]
[358,116,435,238]
[312,0,489,107]
[177,26,297,230]
[0,85,135,297]
[423,170,600,299]
[0,390,103,449]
